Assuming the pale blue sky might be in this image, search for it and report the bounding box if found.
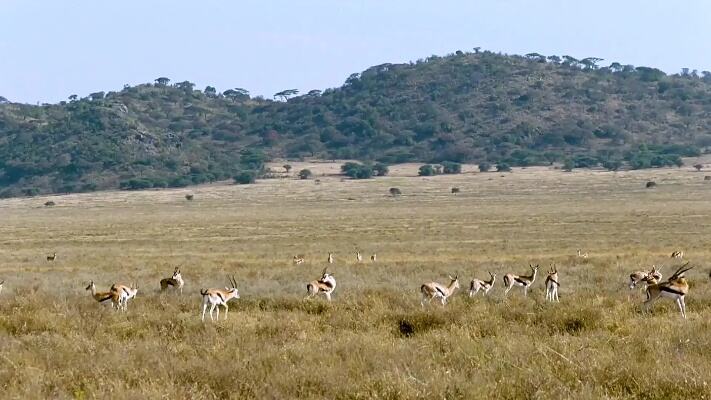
[1,0,710,104]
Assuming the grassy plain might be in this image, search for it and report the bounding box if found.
[1,163,711,399]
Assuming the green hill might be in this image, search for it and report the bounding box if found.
[1,50,710,197]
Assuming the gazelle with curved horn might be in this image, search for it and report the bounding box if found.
[85,280,120,309]
[421,274,460,306]
[160,267,184,294]
[644,263,693,318]
[503,264,538,297]
[545,265,560,302]
[305,267,337,301]
[200,275,241,322]
[469,272,496,297]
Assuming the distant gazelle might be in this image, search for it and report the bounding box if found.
[200,276,241,322]
[545,265,560,302]
[47,252,57,262]
[644,263,693,318]
[160,267,184,294]
[370,254,377,262]
[503,264,539,297]
[328,252,334,264]
[469,272,496,297]
[85,280,120,309]
[421,274,460,306]
[0,280,4,296]
[356,251,363,263]
[576,249,588,259]
[293,255,305,265]
[305,267,337,301]
[670,251,684,260]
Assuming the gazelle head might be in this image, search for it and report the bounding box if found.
[489,271,496,280]
[85,280,95,291]
[172,267,182,280]
[649,265,662,280]
[548,264,557,275]
[225,275,240,298]
[530,264,539,274]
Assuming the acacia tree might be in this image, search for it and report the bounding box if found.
[155,77,171,86]
[274,89,299,101]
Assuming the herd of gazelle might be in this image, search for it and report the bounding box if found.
[296,251,376,266]
[0,250,694,320]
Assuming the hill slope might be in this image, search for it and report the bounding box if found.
[1,50,710,197]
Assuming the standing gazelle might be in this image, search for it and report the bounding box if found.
[327,252,334,264]
[356,251,363,263]
[421,274,460,306]
[370,254,377,262]
[545,266,560,302]
[644,263,693,318]
[85,280,120,309]
[0,280,4,296]
[200,276,241,322]
[305,267,337,301]
[47,252,57,262]
[160,267,184,294]
[469,272,496,297]
[111,283,139,311]
[670,251,684,260]
[503,264,539,297]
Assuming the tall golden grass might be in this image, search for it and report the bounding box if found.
[1,164,710,398]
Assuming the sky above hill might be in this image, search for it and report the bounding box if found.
[1,0,710,104]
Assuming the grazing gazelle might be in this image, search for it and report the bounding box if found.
[200,276,241,322]
[644,263,693,318]
[160,267,184,294]
[47,252,57,262]
[85,280,120,309]
[293,255,305,265]
[576,249,588,259]
[421,274,460,306]
[670,251,684,260]
[370,254,377,262]
[503,264,539,297]
[111,283,139,311]
[545,266,560,302]
[469,272,496,297]
[356,251,363,263]
[305,267,337,301]
[328,252,334,264]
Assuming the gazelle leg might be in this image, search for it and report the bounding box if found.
[677,297,686,319]
[209,303,217,321]
[201,303,207,321]
[325,292,331,301]
[223,304,229,320]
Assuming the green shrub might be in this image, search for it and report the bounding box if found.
[418,165,435,176]
[234,171,257,184]
[298,169,313,179]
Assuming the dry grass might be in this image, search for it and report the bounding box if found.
[1,164,711,399]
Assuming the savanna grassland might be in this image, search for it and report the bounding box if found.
[1,163,711,399]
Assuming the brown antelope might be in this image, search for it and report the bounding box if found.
[160,267,184,294]
[545,266,560,302]
[370,254,377,262]
[670,251,684,260]
[469,272,496,297]
[47,252,57,262]
[85,281,120,309]
[200,276,241,322]
[421,274,460,306]
[111,283,139,311]
[306,267,337,301]
[644,263,693,318]
[293,255,305,265]
[327,252,334,264]
[503,264,538,297]
[576,249,588,259]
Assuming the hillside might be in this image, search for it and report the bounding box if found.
[1,50,711,197]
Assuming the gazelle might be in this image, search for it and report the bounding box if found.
[356,251,363,263]
[503,264,538,297]
[576,249,588,259]
[85,280,120,309]
[469,272,496,297]
[545,266,560,302]
[649,265,663,282]
[421,274,460,306]
[643,263,693,318]
[327,252,334,264]
[293,255,305,265]
[0,280,4,296]
[111,283,138,311]
[629,266,662,289]
[370,254,377,262]
[200,275,241,322]
[47,252,57,262]
[160,267,184,294]
[670,251,684,260]
[305,267,337,301]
